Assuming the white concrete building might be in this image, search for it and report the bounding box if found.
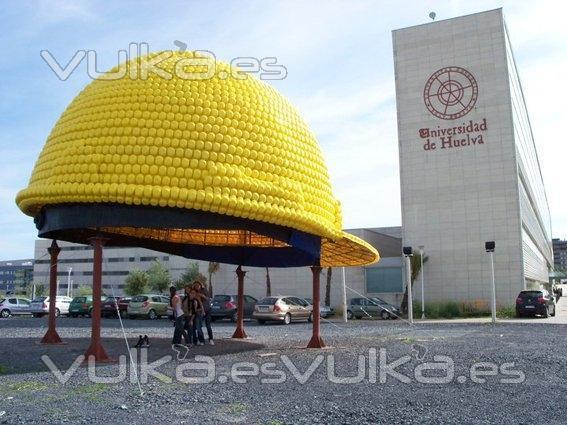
[393,9,552,307]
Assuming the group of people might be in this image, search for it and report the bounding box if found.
[169,280,214,349]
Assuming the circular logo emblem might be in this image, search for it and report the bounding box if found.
[423,66,478,120]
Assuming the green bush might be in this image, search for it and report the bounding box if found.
[411,299,511,319]
[497,306,516,318]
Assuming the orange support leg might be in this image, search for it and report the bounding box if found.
[232,266,247,339]
[84,237,111,362]
[307,265,326,348]
[41,240,63,344]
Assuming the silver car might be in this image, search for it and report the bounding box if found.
[0,297,32,318]
[30,296,73,317]
[253,296,313,325]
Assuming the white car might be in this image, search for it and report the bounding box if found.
[30,296,73,317]
[0,297,32,318]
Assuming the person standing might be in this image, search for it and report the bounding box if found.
[194,281,214,345]
[183,286,205,346]
[170,286,189,348]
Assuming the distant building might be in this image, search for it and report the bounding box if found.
[552,239,567,271]
[33,227,404,307]
[394,9,552,306]
[0,259,34,294]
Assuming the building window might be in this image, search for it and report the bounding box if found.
[366,267,403,293]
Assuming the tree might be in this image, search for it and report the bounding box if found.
[196,273,207,285]
[265,267,272,297]
[124,269,149,296]
[34,283,45,298]
[400,253,429,314]
[175,262,199,289]
[147,260,171,293]
[77,285,93,296]
[325,267,332,306]
[207,262,220,296]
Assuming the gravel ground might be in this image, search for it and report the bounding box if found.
[0,312,566,424]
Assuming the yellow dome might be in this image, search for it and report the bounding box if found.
[16,51,378,267]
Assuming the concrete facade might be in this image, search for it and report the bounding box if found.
[393,9,552,307]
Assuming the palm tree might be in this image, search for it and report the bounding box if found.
[325,267,332,306]
[207,262,220,296]
[265,267,272,297]
[400,253,428,314]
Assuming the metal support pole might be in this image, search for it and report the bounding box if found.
[419,246,425,319]
[232,266,247,339]
[84,237,111,362]
[405,255,413,324]
[41,240,63,344]
[307,265,326,348]
[490,251,496,324]
[341,267,347,323]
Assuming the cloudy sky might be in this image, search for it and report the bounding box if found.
[0,0,565,259]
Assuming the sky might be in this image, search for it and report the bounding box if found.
[0,0,565,260]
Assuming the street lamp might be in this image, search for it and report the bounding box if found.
[67,267,73,297]
[418,245,425,319]
[485,241,496,323]
[403,246,414,324]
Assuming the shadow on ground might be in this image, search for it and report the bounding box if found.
[0,337,264,375]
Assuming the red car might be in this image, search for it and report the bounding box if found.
[101,296,131,318]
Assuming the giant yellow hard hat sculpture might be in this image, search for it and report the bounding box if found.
[17,51,378,268]
[16,51,378,352]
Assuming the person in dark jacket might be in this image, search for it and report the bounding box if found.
[183,285,205,346]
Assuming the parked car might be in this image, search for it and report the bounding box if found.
[128,294,169,319]
[347,297,401,320]
[69,295,99,317]
[30,296,73,317]
[210,294,257,322]
[516,290,556,318]
[0,297,32,317]
[101,296,130,318]
[304,297,335,318]
[253,296,313,325]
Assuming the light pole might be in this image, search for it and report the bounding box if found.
[403,246,413,324]
[67,267,72,297]
[341,267,347,323]
[418,245,425,319]
[485,241,496,323]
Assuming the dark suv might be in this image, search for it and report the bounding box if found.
[516,290,556,318]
